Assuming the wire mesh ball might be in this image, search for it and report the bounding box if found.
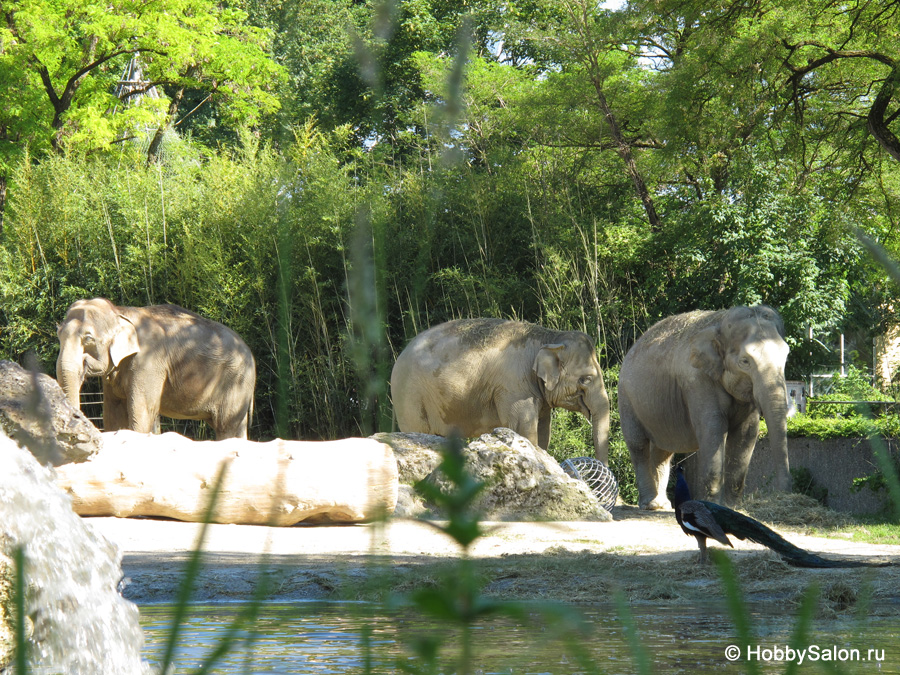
[560,457,619,511]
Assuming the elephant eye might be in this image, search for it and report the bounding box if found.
[579,375,593,385]
[82,333,95,345]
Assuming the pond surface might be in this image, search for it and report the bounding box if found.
[140,601,900,673]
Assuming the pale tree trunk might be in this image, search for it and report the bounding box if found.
[147,85,186,166]
[589,77,662,233]
[562,0,662,234]
[54,431,399,525]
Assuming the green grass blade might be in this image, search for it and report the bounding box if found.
[711,550,761,675]
[614,588,650,675]
[13,546,28,675]
[158,459,231,673]
[784,582,818,675]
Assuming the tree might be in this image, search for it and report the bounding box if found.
[0,0,283,228]
[778,2,900,163]
[622,0,900,352]
[519,0,663,233]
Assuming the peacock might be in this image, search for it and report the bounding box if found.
[673,464,892,568]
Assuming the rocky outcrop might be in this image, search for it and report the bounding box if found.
[0,360,100,466]
[375,428,612,522]
[0,428,146,673]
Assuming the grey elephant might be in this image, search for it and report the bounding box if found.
[390,318,610,462]
[618,305,790,509]
[57,298,256,440]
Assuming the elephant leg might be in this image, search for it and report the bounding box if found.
[102,388,130,432]
[211,405,250,440]
[621,394,662,509]
[622,408,672,509]
[126,373,165,434]
[537,407,552,451]
[646,442,674,510]
[687,401,730,502]
[504,397,543,447]
[628,437,673,510]
[722,409,761,507]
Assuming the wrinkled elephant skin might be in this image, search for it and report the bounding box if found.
[618,305,790,509]
[390,318,611,463]
[57,298,256,440]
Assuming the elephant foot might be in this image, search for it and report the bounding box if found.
[640,496,672,511]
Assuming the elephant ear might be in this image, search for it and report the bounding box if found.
[109,315,140,366]
[534,344,565,391]
[689,327,724,382]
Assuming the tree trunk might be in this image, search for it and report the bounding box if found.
[146,85,186,166]
[590,76,662,233]
[54,431,399,525]
[868,65,900,162]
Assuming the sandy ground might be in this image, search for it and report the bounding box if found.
[91,508,900,608]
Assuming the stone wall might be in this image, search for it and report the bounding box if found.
[745,436,899,514]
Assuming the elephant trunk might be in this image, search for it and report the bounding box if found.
[755,369,791,493]
[586,381,611,465]
[56,343,85,410]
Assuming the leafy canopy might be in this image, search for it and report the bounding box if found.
[0,0,284,168]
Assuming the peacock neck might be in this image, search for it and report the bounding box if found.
[673,467,692,509]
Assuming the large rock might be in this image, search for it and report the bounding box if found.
[375,428,612,522]
[0,428,146,673]
[0,360,101,466]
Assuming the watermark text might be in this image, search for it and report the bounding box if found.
[725,644,885,665]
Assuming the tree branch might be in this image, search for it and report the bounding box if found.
[868,67,900,161]
[782,42,900,162]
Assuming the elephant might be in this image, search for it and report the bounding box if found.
[390,318,610,462]
[618,305,790,510]
[56,298,256,440]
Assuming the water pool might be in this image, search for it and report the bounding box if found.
[140,601,899,673]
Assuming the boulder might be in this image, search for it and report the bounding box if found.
[0,428,145,673]
[375,428,612,522]
[0,360,101,466]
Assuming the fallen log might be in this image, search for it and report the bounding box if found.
[54,430,398,525]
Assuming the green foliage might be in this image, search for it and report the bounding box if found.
[398,435,595,674]
[771,367,900,441]
[0,128,373,439]
[851,459,900,499]
[806,366,896,419]
[12,547,27,675]
[0,0,283,170]
[783,415,900,440]
[413,435,487,551]
[850,435,900,523]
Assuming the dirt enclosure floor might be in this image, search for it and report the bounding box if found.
[93,504,900,615]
